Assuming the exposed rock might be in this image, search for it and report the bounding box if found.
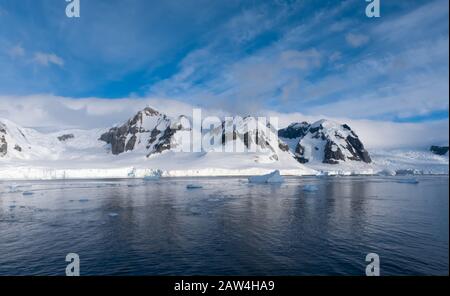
[278,122,309,139]
[208,117,287,161]
[57,134,75,142]
[14,144,22,152]
[279,120,371,164]
[0,123,7,157]
[430,145,449,156]
[99,107,189,157]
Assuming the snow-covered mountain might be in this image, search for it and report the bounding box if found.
[278,119,371,164]
[99,107,191,157]
[0,108,448,180]
[0,119,34,159]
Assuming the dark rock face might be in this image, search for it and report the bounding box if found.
[278,122,309,139]
[57,134,75,142]
[0,123,7,157]
[323,141,345,164]
[279,120,372,164]
[14,144,22,152]
[430,145,449,156]
[99,107,187,157]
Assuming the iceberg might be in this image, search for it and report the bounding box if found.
[248,170,284,184]
[143,169,163,181]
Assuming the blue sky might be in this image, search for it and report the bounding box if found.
[0,0,448,127]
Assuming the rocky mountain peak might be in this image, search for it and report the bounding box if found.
[279,119,371,164]
[430,145,449,156]
[99,107,182,156]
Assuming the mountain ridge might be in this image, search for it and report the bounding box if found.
[1,108,448,180]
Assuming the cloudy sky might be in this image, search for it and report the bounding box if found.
[0,0,448,148]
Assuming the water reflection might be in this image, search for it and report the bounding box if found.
[0,176,448,275]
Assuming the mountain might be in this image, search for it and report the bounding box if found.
[430,145,449,156]
[98,107,191,157]
[203,116,291,162]
[0,122,7,157]
[99,108,293,163]
[278,119,371,164]
[1,109,448,180]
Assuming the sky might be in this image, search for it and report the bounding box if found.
[0,0,448,149]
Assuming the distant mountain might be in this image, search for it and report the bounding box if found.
[278,119,371,164]
[1,111,449,180]
[430,145,449,156]
[99,107,191,157]
[99,108,292,162]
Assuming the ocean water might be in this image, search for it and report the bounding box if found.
[0,176,448,275]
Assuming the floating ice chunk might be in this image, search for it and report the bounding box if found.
[316,171,330,177]
[378,169,397,176]
[186,184,203,189]
[127,167,136,178]
[22,191,34,196]
[248,170,284,184]
[303,185,319,192]
[108,213,119,217]
[78,198,90,202]
[7,184,20,193]
[397,178,419,184]
[143,170,162,181]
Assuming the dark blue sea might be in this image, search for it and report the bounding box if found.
[0,176,448,275]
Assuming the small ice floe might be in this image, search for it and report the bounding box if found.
[248,170,284,184]
[127,167,137,178]
[186,184,203,189]
[143,169,163,181]
[108,213,119,217]
[316,171,330,177]
[22,191,34,196]
[303,184,319,192]
[78,198,90,202]
[7,184,21,193]
[396,178,419,184]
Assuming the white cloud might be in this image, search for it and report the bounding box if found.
[8,45,25,58]
[33,52,64,67]
[0,95,447,149]
[345,33,369,47]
